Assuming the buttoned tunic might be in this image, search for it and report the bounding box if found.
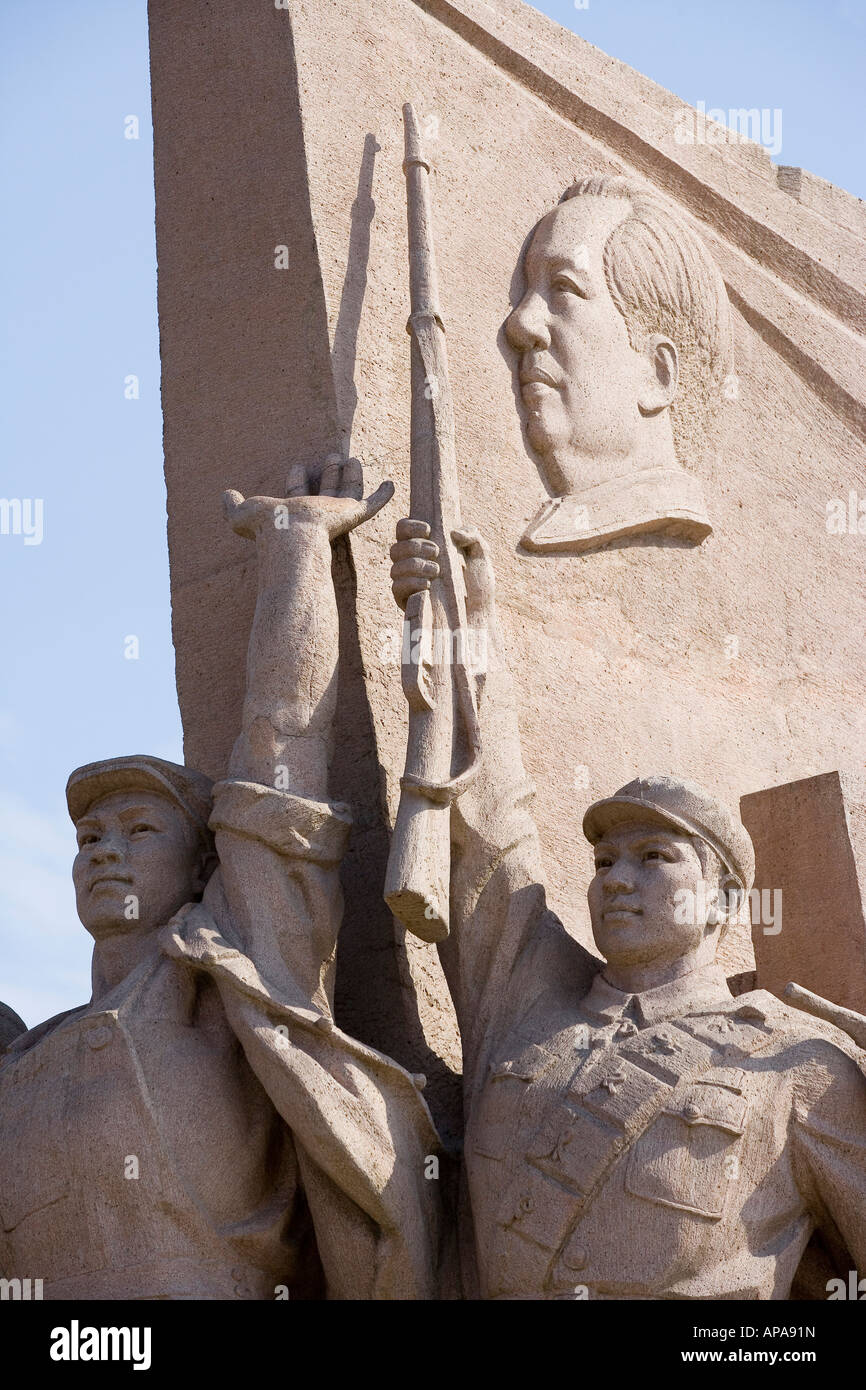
[447,671,866,1300]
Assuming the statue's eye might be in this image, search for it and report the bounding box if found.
[595,857,612,870]
[130,824,156,836]
[552,275,586,298]
[79,833,98,847]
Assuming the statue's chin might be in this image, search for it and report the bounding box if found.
[83,914,154,941]
[524,410,561,460]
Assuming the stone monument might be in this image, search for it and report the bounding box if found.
[2,0,865,1302]
[146,0,866,999]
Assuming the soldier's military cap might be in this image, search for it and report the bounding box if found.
[582,773,754,892]
[66,755,214,844]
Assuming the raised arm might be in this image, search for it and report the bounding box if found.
[224,457,393,796]
[390,518,592,1084]
[203,459,392,1009]
[163,468,443,1299]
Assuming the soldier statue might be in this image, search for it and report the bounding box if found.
[0,461,440,1301]
[391,515,866,1300]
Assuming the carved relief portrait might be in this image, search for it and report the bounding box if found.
[506,176,734,552]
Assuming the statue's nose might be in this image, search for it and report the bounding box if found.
[505,293,549,352]
[91,834,125,864]
[604,869,635,894]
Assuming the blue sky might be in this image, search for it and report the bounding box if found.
[1,0,863,1027]
[544,0,865,197]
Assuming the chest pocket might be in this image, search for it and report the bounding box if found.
[625,1079,748,1220]
[471,1043,554,1161]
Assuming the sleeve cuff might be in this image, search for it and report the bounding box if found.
[209,779,352,865]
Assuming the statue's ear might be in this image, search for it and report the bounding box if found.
[638,335,678,415]
[714,873,744,941]
[193,849,219,898]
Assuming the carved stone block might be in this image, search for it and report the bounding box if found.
[742,771,866,1014]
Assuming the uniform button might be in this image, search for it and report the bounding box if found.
[513,1194,534,1223]
[683,1103,702,1122]
[564,1246,587,1271]
[615,1019,637,1038]
[412,1073,427,1091]
[86,1026,113,1050]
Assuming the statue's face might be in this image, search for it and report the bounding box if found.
[505,196,650,491]
[72,789,201,940]
[587,821,713,973]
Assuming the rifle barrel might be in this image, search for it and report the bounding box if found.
[384,105,481,943]
[402,104,441,325]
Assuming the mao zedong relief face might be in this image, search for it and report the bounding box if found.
[506,177,734,554]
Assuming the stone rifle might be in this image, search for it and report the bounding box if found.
[784,981,866,1049]
[384,103,480,943]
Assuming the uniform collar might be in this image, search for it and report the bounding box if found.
[581,962,733,1027]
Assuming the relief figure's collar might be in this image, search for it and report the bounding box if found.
[521,464,711,554]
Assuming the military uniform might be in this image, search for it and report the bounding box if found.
[0,775,439,1300]
[447,668,866,1300]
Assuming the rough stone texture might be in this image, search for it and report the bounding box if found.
[0,1002,25,1052]
[742,771,866,1014]
[147,0,866,1092]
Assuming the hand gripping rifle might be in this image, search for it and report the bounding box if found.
[383,104,481,943]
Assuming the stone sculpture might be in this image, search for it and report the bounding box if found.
[0,1002,25,1054]
[0,464,441,1301]
[148,0,866,1144]
[508,176,734,553]
[390,519,866,1299]
[5,0,863,1307]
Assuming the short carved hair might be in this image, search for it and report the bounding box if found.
[560,176,734,465]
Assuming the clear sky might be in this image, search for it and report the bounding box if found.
[1,0,863,1027]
